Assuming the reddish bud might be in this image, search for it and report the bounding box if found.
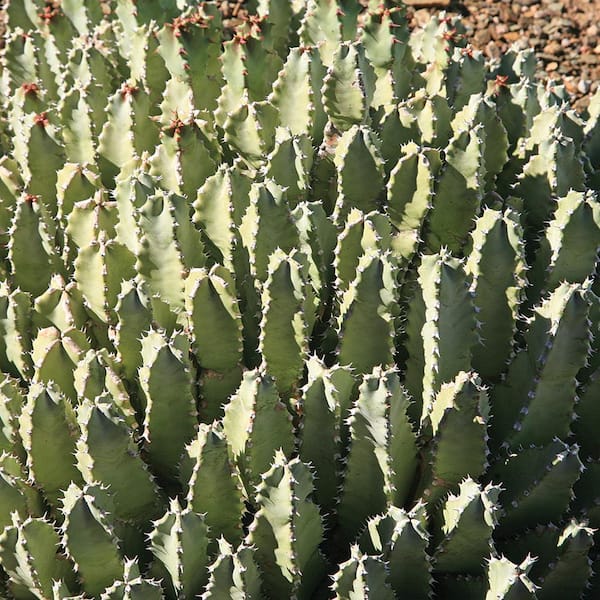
[33,112,49,127]
[21,82,40,97]
[493,74,510,95]
[120,83,138,100]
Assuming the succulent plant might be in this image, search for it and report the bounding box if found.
[0,0,600,597]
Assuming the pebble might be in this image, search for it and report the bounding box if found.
[565,78,578,93]
[548,2,565,11]
[578,79,591,93]
[543,40,563,54]
[504,31,522,42]
[403,0,451,6]
[582,54,600,63]
[475,29,492,45]
[401,0,600,110]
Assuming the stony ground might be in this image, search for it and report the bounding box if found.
[220,0,599,112]
[0,1,597,110]
[404,0,600,111]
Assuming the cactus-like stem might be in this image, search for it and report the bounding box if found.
[466,208,526,381]
[419,372,489,507]
[528,190,600,307]
[202,539,262,599]
[490,283,591,450]
[75,398,163,522]
[0,514,77,598]
[0,455,44,531]
[193,165,250,270]
[239,181,300,283]
[222,370,294,492]
[0,375,26,460]
[338,368,418,542]
[484,555,538,598]
[269,46,326,142]
[333,125,385,222]
[451,94,509,191]
[386,143,442,262]
[333,209,393,292]
[223,101,278,168]
[336,251,398,374]
[298,356,355,514]
[498,521,594,598]
[149,118,218,198]
[19,382,83,508]
[8,193,59,297]
[136,190,205,310]
[489,440,583,537]
[246,451,325,599]
[404,251,476,426]
[360,503,431,599]
[264,132,314,209]
[74,232,137,323]
[425,125,486,253]
[431,478,500,574]
[58,90,95,165]
[0,283,34,379]
[61,483,125,597]
[331,544,395,599]
[100,558,164,599]
[138,329,198,482]
[31,326,90,402]
[322,43,372,131]
[180,423,245,547]
[149,498,210,599]
[259,249,316,396]
[73,350,136,426]
[111,279,153,384]
[184,266,243,373]
[299,0,342,66]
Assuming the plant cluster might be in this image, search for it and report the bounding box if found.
[0,0,600,598]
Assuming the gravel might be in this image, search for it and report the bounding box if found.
[404,0,600,111]
[1,1,597,111]
[219,0,599,111]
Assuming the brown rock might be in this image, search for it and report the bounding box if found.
[578,79,591,93]
[543,40,563,54]
[412,9,432,27]
[383,0,600,107]
[403,0,450,6]
[564,78,578,94]
[499,4,519,22]
[583,54,600,64]
[504,31,522,42]
[474,29,492,45]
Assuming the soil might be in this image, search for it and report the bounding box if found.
[404,0,600,112]
[0,1,597,110]
[219,0,600,112]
